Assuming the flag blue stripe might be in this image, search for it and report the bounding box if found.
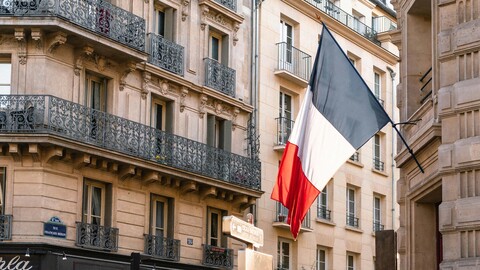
[309,24,391,150]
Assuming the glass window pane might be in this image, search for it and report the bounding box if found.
[0,86,10,95]
[211,37,219,61]
[91,186,102,217]
[0,64,11,85]
[157,10,165,36]
[156,201,164,229]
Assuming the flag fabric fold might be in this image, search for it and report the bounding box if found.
[271,24,391,239]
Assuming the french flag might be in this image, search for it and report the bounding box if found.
[271,24,391,239]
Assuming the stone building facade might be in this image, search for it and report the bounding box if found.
[0,0,261,269]
[391,0,480,269]
[254,0,399,269]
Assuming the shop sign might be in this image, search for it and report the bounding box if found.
[0,255,37,270]
[43,216,66,239]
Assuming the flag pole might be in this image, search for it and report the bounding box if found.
[390,121,425,173]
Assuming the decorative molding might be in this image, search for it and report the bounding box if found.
[232,107,240,130]
[119,61,137,91]
[74,45,94,76]
[200,5,209,30]
[47,32,67,54]
[179,87,189,112]
[30,28,43,50]
[142,71,151,100]
[213,100,224,115]
[160,79,170,96]
[233,22,240,46]
[94,55,110,72]
[199,94,208,118]
[15,28,27,65]
[181,0,190,21]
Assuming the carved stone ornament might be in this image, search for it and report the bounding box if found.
[199,94,208,118]
[214,100,223,115]
[232,107,240,130]
[74,45,94,76]
[200,5,209,30]
[15,28,27,65]
[180,87,189,112]
[119,61,137,91]
[181,0,190,21]
[31,28,43,50]
[142,72,151,100]
[47,32,67,54]
[233,22,240,46]
[160,80,170,95]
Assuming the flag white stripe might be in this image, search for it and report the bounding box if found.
[289,89,356,191]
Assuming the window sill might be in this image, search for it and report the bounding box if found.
[345,225,363,233]
[316,218,336,226]
[347,159,364,168]
[372,168,388,177]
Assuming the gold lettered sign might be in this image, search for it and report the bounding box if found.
[222,216,263,248]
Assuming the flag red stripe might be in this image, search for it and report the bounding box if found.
[271,141,320,239]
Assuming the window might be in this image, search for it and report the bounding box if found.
[373,134,384,171]
[317,185,330,220]
[207,208,226,247]
[316,247,327,270]
[209,30,229,65]
[278,91,293,145]
[0,168,5,215]
[346,187,358,227]
[207,114,232,151]
[347,53,361,73]
[374,72,381,99]
[373,196,384,231]
[352,10,365,33]
[85,73,107,112]
[154,2,175,41]
[0,59,11,95]
[277,238,291,270]
[82,180,106,225]
[151,195,174,238]
[347,253,355,270]
[280,20,294,65]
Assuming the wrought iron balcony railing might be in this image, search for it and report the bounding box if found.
[276,117,294,146]
[373,157,384,171]
[214,0,236,12]
[349,151,360,162]
[276,202,311,228]
[0,0,145,51]
[0,215,12,241]
[346,213,359,228]
[317,206,331,221]
[305,0,380,45]
[372,16,397,33]
[0,95,261,190]
[76,222,119,251]
[204,58,236,97]
[420,67,432,104]
[373,221,384,232]
[144,234,180,261]
[276,42,312,81]
[202,244,233,269]
[148,33,184,76]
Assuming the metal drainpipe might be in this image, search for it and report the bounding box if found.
[387,66,396,230]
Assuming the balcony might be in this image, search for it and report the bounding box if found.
[76,222,119,251]
[346,213,359,228]
[349,151,360,162]
[204,58,236,97]
[0,95,261,190]
[274,203,312,230]
[372,16,397,33]
[0,0,145,51]
[275,42,312,86]
[214,0,236,12]
[373,222,384,232]
[144,234,180,261]
[275,117,294,148]
[317,206,331,221]
[0,215,12,241]
[373,157,384,171]
[148,33,184,76]
[304,0,380,46]
[202,244,233,269]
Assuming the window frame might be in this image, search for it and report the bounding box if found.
[152,98,167,131]
[277,238,292,270]
[316,247,327,270]
[374,72,381,98]
[82,180,106,226]
[373,134,381,163]
[317,185,329,220]
[209,31,223,62]
[0,168,5,215]
[0,58,11,95]
[347,253,355,270]
[151,195,169,238]
[207,207,224,247]
[85,73,107,112]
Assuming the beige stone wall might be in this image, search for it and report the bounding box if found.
[256,0,399,269]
